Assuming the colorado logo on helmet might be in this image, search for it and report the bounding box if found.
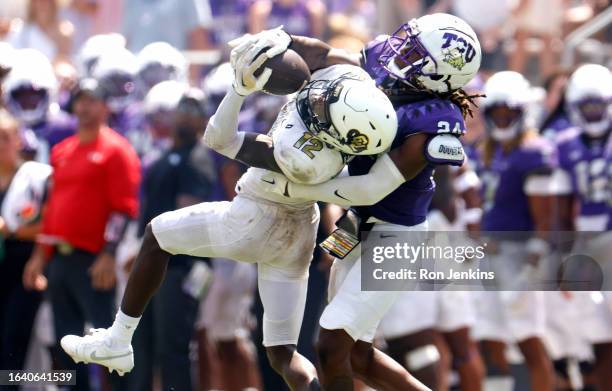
[345,129,369,153]
[440,32,476,71]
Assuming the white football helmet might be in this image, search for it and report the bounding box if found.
[296,76,397,155]
[93,48,138,113]
[137,42,187,94]
[379,13,481,93]
[0,42,14,75]
[565,64,611,138]
[76,33,127,78]
[201,62,234,111]
[2,49,57,126]
[144,80,189,116]
[482,71,531,142]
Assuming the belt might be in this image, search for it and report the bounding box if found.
[54,242,94,257]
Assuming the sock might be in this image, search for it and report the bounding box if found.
[109,309,140,347]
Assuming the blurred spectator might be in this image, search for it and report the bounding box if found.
[75,33,126,78]
[327,33,367,54]
[247,0,327,38]
[132,88,214,391]
[432,0,513,73]
[5,0,73,64]
[0,109,50,374]
[2,49,75,163]
[0,43,14,106]
[136,42,188,98]
[375,0,423,35]
[0,0,26,38]
[60,0,98,56]
[539,68,572,139]
[91,0,122,35]
[22,78,140,391]
[122,0,213,84]
[328,0,376,42]
[208,0,249,52]
[139,80,187,166]
[92,47,146,145]
[510,0,566,79]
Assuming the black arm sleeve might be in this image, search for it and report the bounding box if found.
[235,133,283,173]
[103,212,130,256]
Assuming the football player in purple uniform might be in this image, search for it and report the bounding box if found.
[2,49,75,163]
[232,13,482,390]
[92,48,145,143]
[553,64,612,390]
[136,42,188,98]
[472,71,556,391]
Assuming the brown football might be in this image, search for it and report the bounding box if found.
[253,49,311,95]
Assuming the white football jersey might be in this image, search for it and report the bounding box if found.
[236,101,344,205]
[236,64,373,206]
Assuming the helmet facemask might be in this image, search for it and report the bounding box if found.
[296,79,342,146]
[9,84,50,126]
[99,72,136,113]
[570,97,610,138]
[297,76,377,154]
[484,104,524,142]
[379,22,434,89]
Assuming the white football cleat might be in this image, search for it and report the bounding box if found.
[60,328,134,376]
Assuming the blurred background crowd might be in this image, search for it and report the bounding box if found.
[0,0,611,390]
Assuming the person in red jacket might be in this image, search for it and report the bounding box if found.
[23,78,141,391]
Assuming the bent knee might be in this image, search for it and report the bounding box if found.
[316,330,353,367]
[350,343,373,375]
[143,223,166,254]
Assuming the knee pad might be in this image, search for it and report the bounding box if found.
[259,277,308,347]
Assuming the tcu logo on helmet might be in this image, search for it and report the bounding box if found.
[440,32,476,70]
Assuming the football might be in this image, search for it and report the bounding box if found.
[253,48,311,95]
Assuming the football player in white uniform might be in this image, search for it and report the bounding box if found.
[59,50,402,390]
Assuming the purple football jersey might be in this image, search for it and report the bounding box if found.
[480,137,557,231]
[463,141,483,174]
[541,112,571,140]
[109,103,145,138]
[32,110,76,147]
[28,110,76,162]
[349,36,467,226]
[556,127,611,228]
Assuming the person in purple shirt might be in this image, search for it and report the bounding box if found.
[231,13,482,390]
[553,64,612,391]
[475,71,557,391]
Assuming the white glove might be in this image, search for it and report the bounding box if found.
[232,48,272,97]
[228,25,292,68]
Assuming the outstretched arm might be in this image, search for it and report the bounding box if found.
[289,35,361,72]
[281,134,430,206]
[203,50,281,173]
[229,27,361,73]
